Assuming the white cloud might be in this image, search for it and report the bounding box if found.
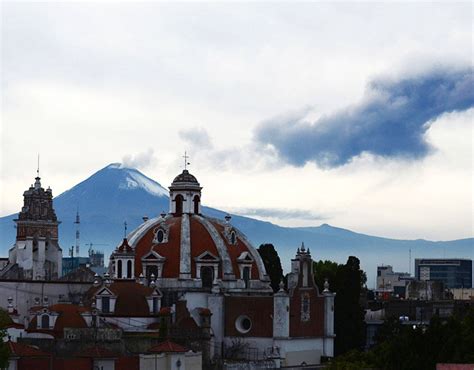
[1,2,472,241]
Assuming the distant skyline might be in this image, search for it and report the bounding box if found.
[2,2,473,241]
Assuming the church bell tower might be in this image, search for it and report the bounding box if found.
[7,170,63,280]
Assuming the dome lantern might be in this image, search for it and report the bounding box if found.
[168,169,202,215]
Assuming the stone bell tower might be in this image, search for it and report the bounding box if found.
[6,171,63,280]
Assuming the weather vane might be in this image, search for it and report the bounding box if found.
[183,151,190,170]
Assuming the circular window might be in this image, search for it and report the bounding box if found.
[157,229,164,243]
[235,315,252,334]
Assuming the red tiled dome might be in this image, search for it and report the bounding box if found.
[126,214,267,281]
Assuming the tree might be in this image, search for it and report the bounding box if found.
[313,260,339,293]
[313,256,367,356]
[257,244,283,292]
[0,309,10,368]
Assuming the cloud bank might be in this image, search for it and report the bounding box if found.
[231,207,327,221]
[255,68,474,168]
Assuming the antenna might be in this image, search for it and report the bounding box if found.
[183,151,190,170]
[409,248,412,276]
[74,210,80,255]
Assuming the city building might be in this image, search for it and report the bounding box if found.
[375,265,413,299]
[415,258,472,289]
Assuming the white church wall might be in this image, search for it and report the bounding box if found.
[274,337,327,365]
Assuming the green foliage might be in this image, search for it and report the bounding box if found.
[326,350,375,370]
[334,309,474,370]
[314,256,366,356]
[158,317,168,339]
[0,309,11,368]
[257,244,283,292]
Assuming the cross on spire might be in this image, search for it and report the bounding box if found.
[183,151,190,170]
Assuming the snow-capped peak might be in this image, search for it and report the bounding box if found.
[115,167,168,197]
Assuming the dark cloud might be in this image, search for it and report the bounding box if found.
[255,68,474,168]
[232,207,327,221]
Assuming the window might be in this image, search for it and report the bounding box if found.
[175,195,184,215]
[41,314,50,329]
[127,260,132,279]
[102,297,110,313]
[117,260,122,279]
[157,229,164,243]
[201,266,214,289]
[235,315,252,334]
[146,265,158,281]
[193,195,200,214]
[230,231,236,245]
[243,267,250,288]
[301,293,310,322]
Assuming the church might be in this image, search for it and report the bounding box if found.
[106,168,335,364]
[0,166,335,368]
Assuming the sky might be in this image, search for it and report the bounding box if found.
[1,1,473,241]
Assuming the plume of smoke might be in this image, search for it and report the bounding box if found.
[121,148,155,169]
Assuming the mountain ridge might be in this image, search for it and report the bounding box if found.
[1,163,472,286]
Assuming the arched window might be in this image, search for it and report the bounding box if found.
[127,260,132,279]
[201,266,214,289]
[117,260,122,279]
[230,231,236,245]
[193,195,200,214]
[41,314,50,329]
[175,195,184,215]
[243,266,250,288]
[301,293,310,321]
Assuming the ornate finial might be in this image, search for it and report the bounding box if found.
[225,214,232,223]
[183,151,190,170]
[123,221,127,238]
[160,211,166,219]
[279,280,285,292]
[297,247,300,254]
[323,278,330,293]
[301,242,305,252]
[37,153,40,177]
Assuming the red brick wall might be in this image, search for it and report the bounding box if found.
[53,358,91,370]
[289,287,324,337]
[117,356,140,370]
[224,296,273,337]
[18,358,51,370]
